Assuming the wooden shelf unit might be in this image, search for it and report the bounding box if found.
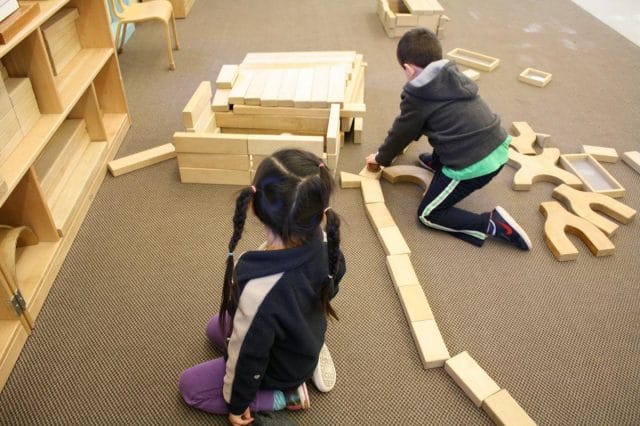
[0,0,130,391]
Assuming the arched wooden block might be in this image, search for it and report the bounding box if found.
[0,225,39,291]
[552,184,636,236]
[381,165,432,190]
[509,122,537,155]
[539,201,614,261]
[508,148,583,190]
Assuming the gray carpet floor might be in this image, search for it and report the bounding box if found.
[1,1,639,424]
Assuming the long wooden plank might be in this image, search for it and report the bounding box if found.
[260,69,284,107]
[108,144,176,177]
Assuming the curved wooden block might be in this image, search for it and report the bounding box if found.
[552,184,636,236]
[509,122,537,155]
[508,148,583,190]
[539,201,614,261]
[381,165,432,190]
[0,225,39,291]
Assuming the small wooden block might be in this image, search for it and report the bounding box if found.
[247,134,324,156]
[365,202,396,230]
[215,65,239,89]
[481,389,537,426]
[410,319,450,369]
[177,153,250,170]
[398,285,435,321]
[340,103,366,118]
[340,171,362,188]
[539,201,615,261]
[0,3,39,45]
[518,68,552,87]
[395,13,418,27]
[183,81,212,130]
[327,64,346,104]
[243,71,269,106]
[446,48,500,72]
[359,165,381,180]
[560,153,625,198]
[382,165,431,190]
[108,144,176,177]
[228,70,254,105]
[535,133,551,147]
[360,178,384,204]
[581,145,618,163]
[260,69,284,107]
[211,89,230,112]
[507,148,583,190]
[353,117,363,144]
[173,132,248,155]
[326,103,341,154]
[445,351,501,407]
[622,151,640,174]
[276,69,299,107]
[509,122,537,155]
[377,225,411,255]
[179,167,251,185]
[386,254,420,288]
[293,68,314,108]
[462,69,480,81]
[310,67,330,108]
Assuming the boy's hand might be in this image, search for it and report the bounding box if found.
[228,407,253,425]
[365,153,381,172]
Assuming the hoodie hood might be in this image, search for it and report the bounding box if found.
[405,59,478,102]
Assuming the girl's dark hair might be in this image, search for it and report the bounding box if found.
[219,149,341,334]
[396,27,442,69]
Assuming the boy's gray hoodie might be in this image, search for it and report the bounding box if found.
[375,59,507,169]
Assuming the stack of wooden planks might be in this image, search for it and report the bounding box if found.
[376,0,449,38]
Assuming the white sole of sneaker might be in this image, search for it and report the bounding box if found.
[312,344,336,392]
[495,206,532,250]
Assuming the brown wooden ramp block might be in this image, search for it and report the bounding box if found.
[108,144,176,177]
[552,184,636,236]
[507,148,583,190]
[509,122,537,155]
[386,254,420,288]
[539,201,615,261]
[410,319,450,369]
[482,389,537,426]
[382,165,431,190]
[445,351,501,407]
[340,171,362,188]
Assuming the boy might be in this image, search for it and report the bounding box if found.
[365,28,531,250]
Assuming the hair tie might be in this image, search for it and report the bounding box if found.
[228,252,234,257]
[328,275,334,280]
[318,163,326,168]
[323,207,331,215]
[250,185,256,193]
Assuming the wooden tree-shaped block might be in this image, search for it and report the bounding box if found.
[539,201,615,261]
[509,122,537,155]
[552,184,636,236]
[508,148,583,190]
[382,165,432,191]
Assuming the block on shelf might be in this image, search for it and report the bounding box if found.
[41,8,82,75]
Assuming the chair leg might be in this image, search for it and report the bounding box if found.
[114,22,122,54]
[171,13,180,50]
[118,23,128,54]
[163,21,176,70]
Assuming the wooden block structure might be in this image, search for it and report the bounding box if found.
[376,0,449,38]
[41,8,82,76]
[581,145,618,163]
[539,201,615,261]
[381,165,431,191]
[108,144,176,177]
[559,153,625,198]
[622,151,640,174]
[446,48,500,72]
[507,148,583,190]
[518,67,552,87]
[0,77,41,165]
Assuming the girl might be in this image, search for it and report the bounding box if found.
[179,149,346,425]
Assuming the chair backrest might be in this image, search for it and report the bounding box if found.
[105,0,128,20]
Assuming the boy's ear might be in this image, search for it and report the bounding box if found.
[403,63,418,79]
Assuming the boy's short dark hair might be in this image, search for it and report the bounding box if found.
[396,28,443,68]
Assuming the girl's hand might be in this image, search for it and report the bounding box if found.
[228,407,253,425]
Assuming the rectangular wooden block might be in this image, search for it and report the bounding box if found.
[244,70,269,106]
[215,112,329,134]
[365,202,396,230]
[173,132,248,154]
[410,319,450,369]
[385,254,420,288]
[353,117,363,144]
[518,67,552,87]
[247,134,324,156]
[481,389,537,426]
[228,70,254,105]
[445,351,501,407]
[404,0,444,15]
[260,69,284,107]
[360,178,384,204]
[398,285,435,321]
[622,151,640,174]
[326,64,346,104]
[293,68,314,108]
[581,145,618,163]
[446,48,500,72]
[396,13,419,27]
[232,105,330,118]
[250,154,269,169]
[41,8,81,75]
[339,171,362,188]
[216,64,239,89]
[277,69,299,107]
[108,144,176,177]
[0,78,12,118]
[183,81,212,130]
[560,153,625,198]
[310,67,330,108]
[5,77,40,134]
[0,107,23,164]
[326,103,341,154]
[0,3,38,45]
[179,167,251,185]
[211,89,230,112]
[178,153,250,170]
[377,225,411,255]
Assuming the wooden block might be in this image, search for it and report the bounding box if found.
[326,103,341,154]
[260,69,284,107]
[396,13,419,27]
[179,167,251,185]
[108,144,176,177]
[247,134,324,156]
[377,225,411,255]
[173,132,248,155]
[386,254,420,288]
[622,151,640,174]
[244,70,269,106]
[403,0,444,15]
[445,351,501,407]
[365,202,396,230]
[0,107,22,164]
[482,389,537,426]
[353,117,363,144]
[250,154,269,169]
[232,105,330,118]
[518,68,552,88]
[326,152,339,170]
[327,64,346,104]
[581,145,618,163]
[340,171,362,188]
[0,3,39,45]
[507,148,583,190]
[0,79,12,118]
[382,165,431,190]
[310,67,330,108]
[178,153,250,170]
[215,65,239,89]
[293,68,314,108]
[559,153,625,198]
[41,8,81,75]
[462,69,480,81]
[228,70,254,105]
[535,133,551,147]
[509,122,537,155]
[446,48,500,72]
[360,178,384,204]
[410,319,450,369]
[4,78,40,134]
[398,285,435,321]
[215,112,329,134]
[340,103,366,118]
[552,184,635,236]
[539,201,615,261]
[183,81,212,130]
[211,89,230,112]
[359,165,381,180]
[276,69,299,107]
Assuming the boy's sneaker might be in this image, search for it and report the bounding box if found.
[312,343,336,392]
[417,153,437,172]
[284,383,310,411]
[488,206,532,250]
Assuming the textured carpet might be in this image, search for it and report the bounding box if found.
[1,1,639,425]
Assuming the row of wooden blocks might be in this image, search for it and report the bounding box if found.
[376,0,448,38]
[41,7,81,76]
[0,75,41,165]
